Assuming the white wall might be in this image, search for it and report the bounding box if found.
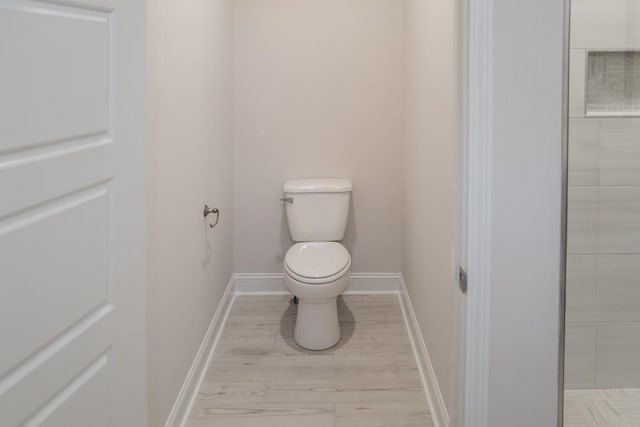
[403,0,458,413]
[485,0,564,424]
[233,0,405,274]
[146,1,234,425]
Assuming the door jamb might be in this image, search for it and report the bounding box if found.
[456,0,493,425]
[557,0,571,425]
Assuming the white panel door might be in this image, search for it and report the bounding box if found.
[0,0,146,426]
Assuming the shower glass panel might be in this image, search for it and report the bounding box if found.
[564,1,640,425]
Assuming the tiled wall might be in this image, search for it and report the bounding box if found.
[565,0,640,389]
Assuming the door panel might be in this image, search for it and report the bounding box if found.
[35,354,110,427]
[0,186,110,377]
[0,1,110,152]
[0,311,113,426]
[0,0,146,425]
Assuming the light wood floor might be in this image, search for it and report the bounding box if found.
[564,389,640,427]
[186,294,433,427]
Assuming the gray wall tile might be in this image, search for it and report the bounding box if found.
[571,0,640,50]
[566,255,598,322]
[565,322,597,389]
[597,255,640,321]
[568,187,599,254]
[569,118,600,186]
[570,50,587,118]
[599,119,640,171]
[596,322,640,388]
[598,186,640,254]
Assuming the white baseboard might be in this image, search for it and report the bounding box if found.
[398,276,450,427]
[164,276,236,427]
[233,272,401,295]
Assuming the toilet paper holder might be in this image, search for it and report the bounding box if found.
[204,205,219,229]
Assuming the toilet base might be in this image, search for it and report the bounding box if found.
[293,297,341,350]
[284,266,350,351]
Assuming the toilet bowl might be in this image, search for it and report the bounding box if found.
[284,241,351,350]
[281,178,353,351]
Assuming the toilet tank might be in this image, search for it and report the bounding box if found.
[283,179,352,242]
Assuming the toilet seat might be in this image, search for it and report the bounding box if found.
[284,242,351,284]
[285,260,351,285]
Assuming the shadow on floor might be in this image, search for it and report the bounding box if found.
[279,295,355,353]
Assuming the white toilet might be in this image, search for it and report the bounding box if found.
[282,178,352,350]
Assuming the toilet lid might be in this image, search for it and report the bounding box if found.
[285,242,350,279]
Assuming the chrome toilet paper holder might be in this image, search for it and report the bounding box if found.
[204,205,219,229]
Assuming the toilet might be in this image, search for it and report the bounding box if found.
[282,178,352,350]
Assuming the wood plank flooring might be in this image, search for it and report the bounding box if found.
[186,295,433,427]
[564,389,640,426]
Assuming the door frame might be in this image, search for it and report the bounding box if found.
[456,0,570,425]
[454,0,493,425]
[558,0,572,425]
[451,0,469,424]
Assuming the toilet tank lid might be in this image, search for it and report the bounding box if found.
[284,179,352,193]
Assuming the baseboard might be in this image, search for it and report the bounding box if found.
[163,276,236,427]
[398,276,450,427]
[233,272,401,295]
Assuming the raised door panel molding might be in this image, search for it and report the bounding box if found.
[0,185,111,379]
[26,355,109,427]
[0,0,111,155]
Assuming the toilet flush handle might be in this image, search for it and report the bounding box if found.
[280,197,294,204]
